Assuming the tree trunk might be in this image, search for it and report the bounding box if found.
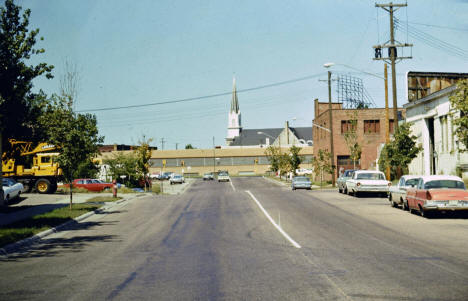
[69,182,73,210]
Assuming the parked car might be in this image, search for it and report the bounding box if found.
[388,175,420,208]
[337,169,356,194]
[170,174,185,185]
[291,176,312,190]
[405,175,468,217]
[345,170,391,197]
[203,172,214,180]
[69,179,114,192]
[2,178,24,205]
[217,171,230,182]
[156,172,173,181]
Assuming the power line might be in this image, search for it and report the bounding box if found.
[408,21,468,32]
[77,72,326,113]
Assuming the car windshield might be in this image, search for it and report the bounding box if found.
[405,178,419,187]
[356,173,385,180]
[219,172,228,176]
[294,177,310,182]
[343,170,354,177]
[424,180,466,190]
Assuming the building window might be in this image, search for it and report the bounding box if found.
[364,120,380,134]
[341,120,356,134]
[389,119,394,134]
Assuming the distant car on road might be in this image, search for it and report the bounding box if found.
[345,170,391,197]
[2,178,24,205]
[170,174,185,185]
[157,172,174,181]
[291,176,312,190]
[337,169,356,194]
[388,175,420,208]
[217,171,230,182]
[68,179,114,192]
[406,175,468,217]
[203,172,214,180]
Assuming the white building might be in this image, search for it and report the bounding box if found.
[404,85,468,179]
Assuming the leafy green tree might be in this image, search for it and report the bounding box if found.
[104,152,139,187]
[449,79,468,152]
[0,0,54,201]
[0,0,54,149]
[378,122,422,179]
[185,144,195,149]
[342,112,362,169]
[39,95,103,208]
[311,149,333,187]
[75,160,100,179]
[135,136,153,191]
[265,145,281,173]
[288,145,303,175]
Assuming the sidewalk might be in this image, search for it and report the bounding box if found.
[1,193,122,227]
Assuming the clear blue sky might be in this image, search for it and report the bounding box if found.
[20,0,468,149]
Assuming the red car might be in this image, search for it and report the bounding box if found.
[70,179,113,192]
[405,175,468,217]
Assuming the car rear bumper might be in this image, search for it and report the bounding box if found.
[356,186,389,193]
[424,201,468,211]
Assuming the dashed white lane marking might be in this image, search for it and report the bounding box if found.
[245,190,301,249]
[230,179,236,191]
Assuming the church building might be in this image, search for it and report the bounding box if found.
[224,78,313,148]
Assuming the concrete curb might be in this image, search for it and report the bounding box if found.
[0,194,146,257]
[262,176,289,187]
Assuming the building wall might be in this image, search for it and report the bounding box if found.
[99,146,315,177]
[313,104,404,178]
[405,90,468,178]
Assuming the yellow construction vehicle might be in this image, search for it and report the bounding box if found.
[2,139,63,193]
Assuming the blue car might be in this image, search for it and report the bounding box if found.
[291,176,312,190]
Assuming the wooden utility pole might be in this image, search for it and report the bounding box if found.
[328,71,336,187]
[373,2,412,131]
[384,64,391,181]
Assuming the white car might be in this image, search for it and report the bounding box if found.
[2,178,24,205]
[345,170,391,197]
[388,175,420,208]
[170,174,185,185]
[217,171,230,182]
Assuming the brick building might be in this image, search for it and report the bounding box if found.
[313,99,405,179]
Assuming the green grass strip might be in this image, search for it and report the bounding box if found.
[0,203,101,248]
[86,196,123,203]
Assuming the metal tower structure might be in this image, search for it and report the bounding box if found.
[336,74,375,109]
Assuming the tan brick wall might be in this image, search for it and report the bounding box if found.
[313,104,405,179]
[98,146,314,176]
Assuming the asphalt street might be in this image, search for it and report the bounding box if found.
[1,177,468,300]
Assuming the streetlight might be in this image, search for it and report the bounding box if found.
[323,63,336,187]
[324,62,390,180]
[311,122,331,133]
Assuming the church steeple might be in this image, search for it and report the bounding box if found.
[226,77,242,145]
[231,77,239,113]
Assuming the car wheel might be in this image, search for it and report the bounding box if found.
[338,186,342,193]
[419,206,432,218]
[35,178,52,194]
[354,191,360,197]
[4,195,9,205]
[402,200,409,211]
[344,187,348,195]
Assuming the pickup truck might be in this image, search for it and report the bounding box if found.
[388,175,420,208]
[345,170,391,197]
[405,175,468,217]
